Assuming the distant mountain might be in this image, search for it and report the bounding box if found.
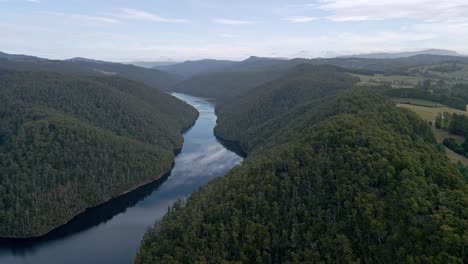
[226,56,287,71]
[341,49,462,59]
[0,51,45,61]
[173,69,281,102]
[127,61,179,68]
[65,57,114,64]
[0,51,181,90]
[157,56,294,80]
[170,54,468,100]
[155,59,237,78]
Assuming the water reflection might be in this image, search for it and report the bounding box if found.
[0,93,243,264]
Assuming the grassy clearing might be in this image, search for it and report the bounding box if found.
[432,127,465,144]
[431,127,468,165]
[444,147,468,166]
[414,63,468,83]
[397,102,468,163]
[352,73,423,87]
[399,101,468,165]
[397,103,468,121]
[393,98,442,107]
[354,63,468,88]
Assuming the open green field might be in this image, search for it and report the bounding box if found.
[352,73,423,87]
[398,101,468,165]
[443,146,468,166]
[397,103,468,121]
[413,63,468,83]
[432,126,465,144]
[431,127,468,166]
[353,63,468,89]
[393,98,442,107]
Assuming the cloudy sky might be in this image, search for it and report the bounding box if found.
[1,0,468,61]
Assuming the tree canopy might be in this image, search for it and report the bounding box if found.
[136,66,467,263]
[0,69,198,237]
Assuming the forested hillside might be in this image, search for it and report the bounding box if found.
[173,70,282,103]
[136,66,467,263]
[0,52,181,90]
[167,54,468,102]
[0,69,198,238]
[214,64,359,152]
[155,59,236,78]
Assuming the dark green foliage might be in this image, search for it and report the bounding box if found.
[0,55,181,90]
[215,64,359,152]
[430,63,463,73]
[440,114,468,157]
[454,162,468,183]
[136,65,466,263]
[451,84,468,103]
[0,69,198,237]
[173,70,283,103]
[386,88,467,110]
[443,138,466,156]
[170,55,468,103]
[449,114,468,136]
[435,113,443,129]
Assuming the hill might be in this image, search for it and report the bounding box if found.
[341,49,462,59]
[136,66,467,263]
[214,64,359,151]
[172,69,282,102]
[0,52,181,90]
[0,51,45,61]
[0,69,198,238]
[156,59,237,78]
[168,54,468,102]
[128,61,178,69]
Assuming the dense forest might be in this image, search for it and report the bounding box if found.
[136,66,467,263]
[0,53,181,90]
[173,70,282,103]
[214,64,359,152]
[0,69,198,237]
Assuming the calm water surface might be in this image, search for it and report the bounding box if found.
[0,93,243,264]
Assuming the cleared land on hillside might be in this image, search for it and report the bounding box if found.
[397,103,468,121]
[397,102,468,165]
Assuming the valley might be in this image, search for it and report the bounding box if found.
[0,93,243,263]
[0,50,467,263]
[2,1,468,263]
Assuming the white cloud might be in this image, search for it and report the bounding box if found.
[47,12,120,24]
[27,0,40,3]
[212,18,255,25]
[284,16,318,23]
[317,0,468,23]
[116,8,190,23]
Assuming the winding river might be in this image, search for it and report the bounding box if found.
[0,93,243,264]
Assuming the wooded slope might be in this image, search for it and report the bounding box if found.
[0,69,198,237]
[136,66,467,263]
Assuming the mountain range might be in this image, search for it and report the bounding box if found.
[0,52,180,90]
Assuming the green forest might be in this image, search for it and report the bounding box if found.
[0,69,198,237]
[136,65,467,263]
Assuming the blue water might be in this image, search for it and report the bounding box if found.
[0,93,243,264]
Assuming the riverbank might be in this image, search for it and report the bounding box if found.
[0,119,198,240]
[0,93,243,264]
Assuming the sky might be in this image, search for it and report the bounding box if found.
[1,0,468,61]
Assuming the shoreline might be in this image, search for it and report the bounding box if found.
[0,119,198,241]
[214,132,248,158]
